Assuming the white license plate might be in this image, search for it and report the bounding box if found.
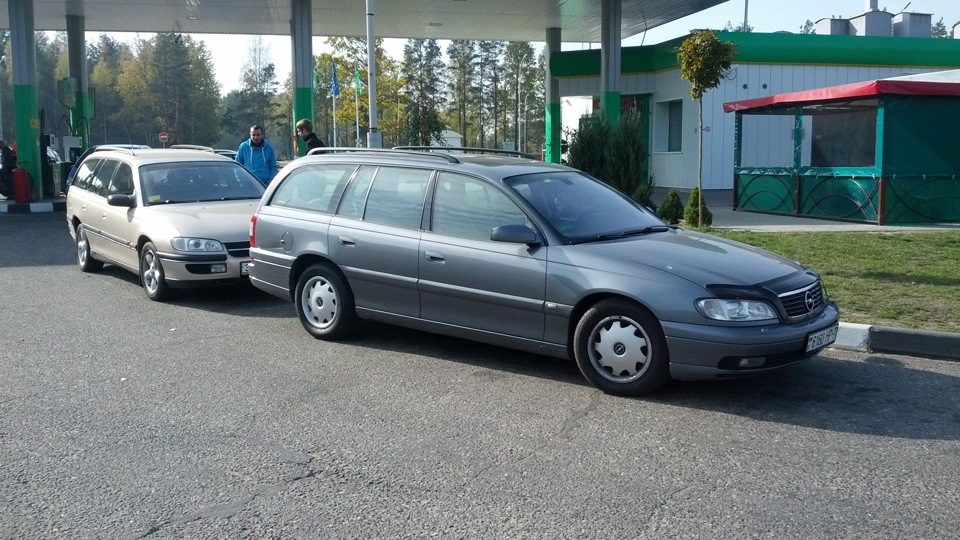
[806,324,838,352]
[240,262,250,276]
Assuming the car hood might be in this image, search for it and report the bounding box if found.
[565,229,805,287]
[147,201,258,241]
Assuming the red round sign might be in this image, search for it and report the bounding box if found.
[159,132,169,142]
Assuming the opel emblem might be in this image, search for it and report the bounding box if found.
[804,291,816,312]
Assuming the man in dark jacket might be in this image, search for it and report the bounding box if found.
[0,140,16,199]
[296,119,325,155]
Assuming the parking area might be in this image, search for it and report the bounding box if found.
[1,212,959,539]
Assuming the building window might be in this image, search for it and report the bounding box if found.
[655,100,683,152]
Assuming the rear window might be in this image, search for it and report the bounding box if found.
[268,164,356,214]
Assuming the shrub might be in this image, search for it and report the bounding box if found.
[607,110,654,208]
[568,111,655,208]
[683,187,713,227]
[567,116,610,181]
[657,189,684,224]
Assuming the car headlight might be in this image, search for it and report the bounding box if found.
[171,237,224,252]
[696,298,778,322]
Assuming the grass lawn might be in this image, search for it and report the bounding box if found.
[707,230,960,334]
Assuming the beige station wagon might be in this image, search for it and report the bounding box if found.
[65,147,266,300]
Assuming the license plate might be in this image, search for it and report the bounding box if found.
[240,262,250,276]
[806,324,838,352]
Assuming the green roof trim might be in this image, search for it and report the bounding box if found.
[551,32,960,78]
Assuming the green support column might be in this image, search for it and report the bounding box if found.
[291,0,314,157]
[13,85,40,196]
[293,87,314,156]
[600,92,621,126]
[544,27,562,163]
[600,0,621,128]
[545,102,562,163]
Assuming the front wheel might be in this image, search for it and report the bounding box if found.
[295,262,358,340]
[76,225,104,272]
[573,299,669,396]
[139,242,172,301]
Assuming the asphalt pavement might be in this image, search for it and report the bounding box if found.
[4,190,959,361]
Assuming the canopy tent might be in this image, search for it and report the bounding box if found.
[724,70,960,225]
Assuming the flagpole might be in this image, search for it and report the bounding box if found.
[332,60,340,146]
[355,66,363,147]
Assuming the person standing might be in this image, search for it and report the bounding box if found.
[0,140,16,199]
[296,119,325,154]
[235,125,278,184]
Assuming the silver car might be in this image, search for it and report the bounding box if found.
[66,148,266,301]
[249,148,839,396]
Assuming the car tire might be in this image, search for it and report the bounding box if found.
[573,298,669,396]
[295,262,358,340]
[76,225,104,272]
[139,242,171,302]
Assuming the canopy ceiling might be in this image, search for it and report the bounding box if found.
[7,0,728,43]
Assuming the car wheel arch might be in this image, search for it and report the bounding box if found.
[567,293,664,353]
[290,253,340,301]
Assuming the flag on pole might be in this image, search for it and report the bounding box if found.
[332,62,340,97]
[355,66,363,95]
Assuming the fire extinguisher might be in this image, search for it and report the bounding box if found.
[14,167,32,204]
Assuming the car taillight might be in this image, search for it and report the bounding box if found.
[249,214,258,249]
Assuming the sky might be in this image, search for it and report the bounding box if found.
[100,0,959,96]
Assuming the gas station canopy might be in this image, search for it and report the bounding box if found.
[5,0,726,43]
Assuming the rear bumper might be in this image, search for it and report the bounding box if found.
[664,302,840,380]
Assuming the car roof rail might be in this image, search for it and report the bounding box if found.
[306,146,461,164]
[93,145,138,156]
[393,146,536,160]
[170,144,214,152]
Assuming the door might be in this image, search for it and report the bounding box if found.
[419,172,547,340]
[328,165,431,317]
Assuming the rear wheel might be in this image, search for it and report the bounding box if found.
[573,299,669,396]
[139,242,172,301]
[295,262,358,340]
[76,225,104,272]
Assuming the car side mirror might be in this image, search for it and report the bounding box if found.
[107,193,136,208]
[491,224,541,245]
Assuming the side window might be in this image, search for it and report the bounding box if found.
[269,164,355,213]
[336,166,376,219]
[73,159,101,192]
[108,163,134,196]
[363,167,432,229]
[91,159,120,197]
[432,172,527,240]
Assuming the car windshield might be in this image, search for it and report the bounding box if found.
[504,171,666,242]
[140,161,265,205]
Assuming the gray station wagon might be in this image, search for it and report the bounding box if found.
[249,148,839,396]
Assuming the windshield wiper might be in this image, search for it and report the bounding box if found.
[573,225,675,244]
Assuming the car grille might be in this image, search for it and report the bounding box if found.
[778,281,826,321]
[223,241,250,258]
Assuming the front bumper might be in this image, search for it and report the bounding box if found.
[664,302,840,380]
[157,250,250,287]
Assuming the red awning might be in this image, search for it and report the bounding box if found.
[723,79,960,112]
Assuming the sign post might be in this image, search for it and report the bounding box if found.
[159,132,169,148]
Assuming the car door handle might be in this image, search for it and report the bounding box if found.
[339,235,356,247]
[424,250,445,263]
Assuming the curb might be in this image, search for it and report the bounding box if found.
[834,322,960,361]
[0,200,66,214]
